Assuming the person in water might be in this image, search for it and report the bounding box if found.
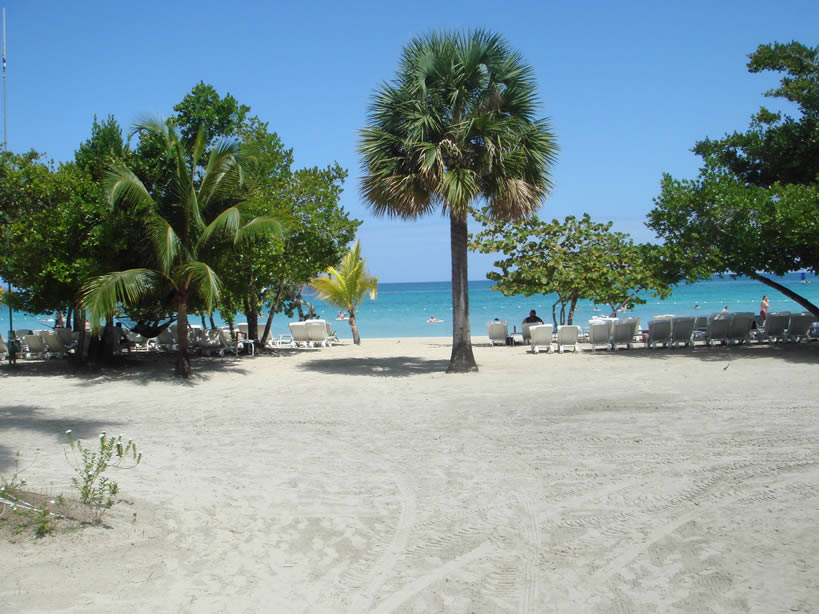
[760,295,769,320]
[427,316,443,323]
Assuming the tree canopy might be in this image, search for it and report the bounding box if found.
[471,209,671,327]
[647,41,819,318]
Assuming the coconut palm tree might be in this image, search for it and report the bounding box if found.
[81,118,281,377]
[308,241,377,345]
[359,30,557,372]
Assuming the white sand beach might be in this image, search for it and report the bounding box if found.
[2,338,818,613]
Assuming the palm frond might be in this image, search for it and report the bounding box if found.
[146,215,185,274]
[178,261,221,312]
[104,166,152,208]
[80,269,163,329]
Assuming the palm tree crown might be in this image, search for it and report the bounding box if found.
[359,30,557,371]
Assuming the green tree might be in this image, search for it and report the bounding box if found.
[359,30,557,372]
[308,241,377,345]
[80,118,281,377]
[647,41,819,318]
[173,81,250,148]
[471,210,671,328]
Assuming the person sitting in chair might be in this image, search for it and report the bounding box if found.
[523,310,544,325]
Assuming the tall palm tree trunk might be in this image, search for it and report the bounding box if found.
[447,212,478,373]
[348,312,361,345]
[176,294,192,378]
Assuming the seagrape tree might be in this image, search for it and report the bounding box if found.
[647,41,819,319]
[470,210,671,328]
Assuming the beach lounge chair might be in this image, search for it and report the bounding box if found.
[22,335,48,359]
[726,312,754,345]
[41,331,69,359]
[785,312,814,342]
[529,324,554,353]
[706,313,731,346]
[669,316,695,349]
[306,320,333,347]
[0,335,7,361]
[588,320,611,351]
[647,319,672,349]
[763,311,790,343]
[611,320,636,351]
[487,320,508,346]
[555,325,580,353]
[325,321,340,344]
[198,329,228,356]
[55,328,78,351]
[288,322,313,347]
[521,322,537,344]
[155,329,177,352]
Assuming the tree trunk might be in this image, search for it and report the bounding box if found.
[101,314,116,365]
[749,271,819,320]
[447,212,478,373]
[175,296,192,378]
[260,282,286,349]
[349,311,361,345]
[567,297,577,325]
[245,279,259,341]
[551,299,560,329]
[209,314,216,330]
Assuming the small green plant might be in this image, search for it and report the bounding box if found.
[65,430,142,523]
[34,504,54,537]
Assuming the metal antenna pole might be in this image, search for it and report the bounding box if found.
[3,7,12,336]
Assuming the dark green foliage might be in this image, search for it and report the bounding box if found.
[647,41,819,318]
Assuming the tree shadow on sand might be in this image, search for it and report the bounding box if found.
[0,353,251,386]
[301,356,450,377]
[0,405,121,472]
[576,342,819,365]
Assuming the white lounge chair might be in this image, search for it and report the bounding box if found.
[556,325,580,353]
[155,329,177,351]
[611,321,636,351]
[325,321,340,344]
[706,313,731,346]
[41,331,68,359]
[763,311,790,343]
[726,313,754,345]
[22,335,48,359]
[198,329,228,356]
[529,324,554,354]
[487,320,508,346]
[669,316,695,348]
[521,322,538,344]
[647,319,672,349]
[306,320,333,347]
[55,328,78,351]
[288,322,313,347]
[587,320,611,351]
[0,335,8,361]
[785,312,814,342]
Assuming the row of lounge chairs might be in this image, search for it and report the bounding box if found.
[486,311,818,354]
[0,328,84,360]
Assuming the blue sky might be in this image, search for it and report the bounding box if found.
[4,1,817,282]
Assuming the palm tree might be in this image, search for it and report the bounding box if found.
[308,241,377,345]
[81,118,281,377]
[359,30,557,372]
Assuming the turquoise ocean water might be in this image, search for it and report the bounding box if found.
[2,272,818,341]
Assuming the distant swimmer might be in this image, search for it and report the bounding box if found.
[336,311,348,320]
[694,304,701,310]
[427,316,443,323]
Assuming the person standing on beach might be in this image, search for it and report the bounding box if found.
[760,295,769,320]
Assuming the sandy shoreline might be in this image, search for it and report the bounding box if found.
[2,338,818,613]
